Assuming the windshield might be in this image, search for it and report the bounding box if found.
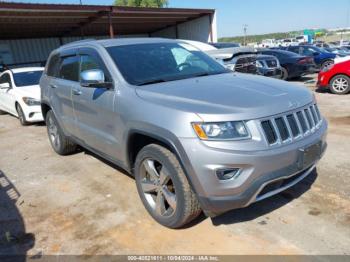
[13,70,43,87]
[106,43,229,86]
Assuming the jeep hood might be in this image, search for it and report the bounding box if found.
[135,73,314,121]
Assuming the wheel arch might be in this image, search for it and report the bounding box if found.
[126,129,205,200]
[329,73,350,84]
[41,102,52,120]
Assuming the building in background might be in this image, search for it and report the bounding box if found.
[0,2,217,68]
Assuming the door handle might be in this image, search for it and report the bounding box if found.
[72,89,82,96]
[50,84,58,89]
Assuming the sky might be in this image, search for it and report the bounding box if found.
[6,0,350,37]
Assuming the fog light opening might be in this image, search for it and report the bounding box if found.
[216,168,241,181]
[29,112,35,118]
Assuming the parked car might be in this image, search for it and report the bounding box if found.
[258,49,315,80]
[257,39,278,48]
[323,47,350,57]
[280,38,299,47]
[206,47,258,74]
[0,67,44,125]
[179,39,217,52]
[318,60,350,95]
[41,38,327,228]
[210,42,241,49]
[256,54,282,78]
[283,45,336,69]
[182,40,258,75]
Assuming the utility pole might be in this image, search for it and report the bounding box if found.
[243,24,248,46]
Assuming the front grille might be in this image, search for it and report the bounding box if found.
[266,59,278,68]
[261,120,277,144]
[261,104,322,145]
[235,56,257,74]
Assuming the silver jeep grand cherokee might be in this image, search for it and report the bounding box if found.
[40,38,327,228]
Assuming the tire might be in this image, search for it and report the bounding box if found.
[16,103,29,126]
[45,110,77,155]
[0,110,6,115]
[134,144,201,228]
[280,67,289,80]
[321,60,334,70]
[329,75,350,95]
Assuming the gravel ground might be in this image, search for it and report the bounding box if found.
[0,74,349,256]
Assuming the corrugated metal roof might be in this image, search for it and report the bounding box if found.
[0,2,215,39]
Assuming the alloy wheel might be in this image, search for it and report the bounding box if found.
[332,77,349,93]
[140,159,177,217]
[48,116,60,149]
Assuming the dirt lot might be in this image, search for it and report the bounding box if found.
[0,74,349,256]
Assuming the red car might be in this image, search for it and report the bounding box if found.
[318,60,350,95]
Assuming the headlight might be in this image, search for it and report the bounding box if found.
[22,97,40,106]
[192,121,250,140]
[224,63,236,71]
[256,60,264,68]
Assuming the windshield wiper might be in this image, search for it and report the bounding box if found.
[137,79,168,86]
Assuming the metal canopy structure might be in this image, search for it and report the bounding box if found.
[0,2,215,40]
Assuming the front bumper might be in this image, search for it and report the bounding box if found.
[23,105,44,122]
[258,68,282,79]
[179,119,327,216]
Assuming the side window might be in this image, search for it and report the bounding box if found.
[47,54,61,77]
[80,54,111,82]
[0,73,12,87]
[59,56,79,82]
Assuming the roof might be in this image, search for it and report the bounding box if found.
[10,67,44,73]
[61,37,178,49]
[0,2,215,40]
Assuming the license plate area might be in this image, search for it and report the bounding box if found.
[298,142,322,170]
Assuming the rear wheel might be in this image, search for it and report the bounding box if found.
[134,144,201,228]
[280,67,289,80]
[46,110,77,155]
[16,103,29,126]
[330,75,350,95]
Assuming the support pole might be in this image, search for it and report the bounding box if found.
[108,9,114,39]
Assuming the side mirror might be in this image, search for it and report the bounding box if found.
[0,83,10,89]
[80,69,111,88]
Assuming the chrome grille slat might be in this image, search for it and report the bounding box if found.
[261,104,323,145]
[311,105,319,124]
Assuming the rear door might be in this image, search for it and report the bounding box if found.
[47,50,81,137]
[72,48,120,160]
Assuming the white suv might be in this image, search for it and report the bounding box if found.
[0,67,44,125]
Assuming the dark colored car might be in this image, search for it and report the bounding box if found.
[256,54,282,78]
[282,45,336,69]
[210,42,240,49]
[258,49,315,80]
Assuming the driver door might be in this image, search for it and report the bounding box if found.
[72,48,121,160]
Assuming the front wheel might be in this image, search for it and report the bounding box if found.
[134,144,201,228]
[330,75,350,95]
[16,103,29,126]
[45,110,77,155]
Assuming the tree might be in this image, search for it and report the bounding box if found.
[114,0,169,8]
